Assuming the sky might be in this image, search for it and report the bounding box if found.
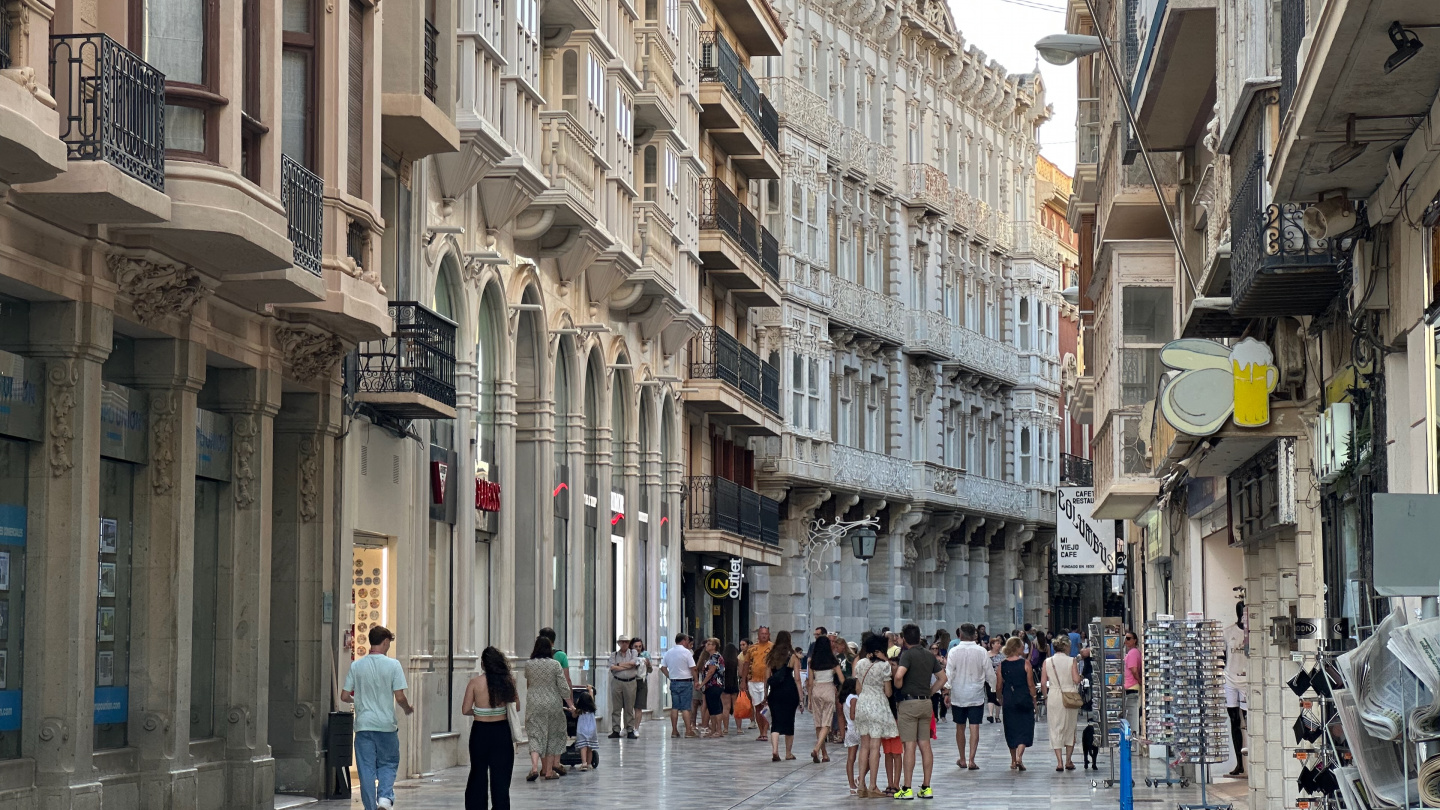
[947,0,1077,175]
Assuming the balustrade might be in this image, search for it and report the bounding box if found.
[50,33,166,191]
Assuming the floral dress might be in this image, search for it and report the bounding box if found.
[524,656,571,757]
[852,657,899,739]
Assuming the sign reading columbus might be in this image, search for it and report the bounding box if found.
[1056,486,1116,575]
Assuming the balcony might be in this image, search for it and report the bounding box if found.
[0,4,67,185]
[706,0,784,57]
[1060,453,1093,486]
[1228,151,1344,317]
[210,155,328,306]
[382,12,459,158]
[697,178,781,306]
[698,32,780,179]
[1091,410,1155,519]
[1074,98,1100,206]
[355,302,458,420]
[902,164,951,215]
[685,476,781,566]
[912,462,1031,520]
[635,28,680,131]
[946,327,1020,384]
[830,277,904,345]
[831,126,892,187]
[756,77,834,149]
[686,326,782,435]
[1011,221,1067,268]
[905,310,956,360]
[1129,0,1217,152]
[830,444,911,499]
[15,34,169,224]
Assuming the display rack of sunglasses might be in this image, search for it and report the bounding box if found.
[1090,616,1129,789]
[1144,617,1232,810]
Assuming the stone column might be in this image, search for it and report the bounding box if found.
[884,505,924,629]
[27,301,113,809]
[452,353,479,680]
[944,540,970,627]
[986,522,1014,630]
[750,487,826,638]
[206,367,282,809]
[492,371,518,658]
[128,338,207,809]
[269,390,342,797]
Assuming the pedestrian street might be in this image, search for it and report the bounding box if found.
[304,714,1251,810]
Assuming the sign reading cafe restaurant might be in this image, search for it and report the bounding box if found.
[1056,487,1116,574]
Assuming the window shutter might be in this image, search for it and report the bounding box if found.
[348,1,365,195]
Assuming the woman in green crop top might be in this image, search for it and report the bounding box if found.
[461,647,518,809]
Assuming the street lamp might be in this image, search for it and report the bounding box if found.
[850,526,878,561]
[1034,34,1102,65]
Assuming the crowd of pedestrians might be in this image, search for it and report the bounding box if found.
[337,619,1133,810]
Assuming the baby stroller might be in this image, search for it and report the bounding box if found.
[560,686,600,768]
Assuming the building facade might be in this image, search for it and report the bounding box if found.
[1067,0,1440,807]
[730,0,1062,642]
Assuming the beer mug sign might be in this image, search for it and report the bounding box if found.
[1159,337,1279,436]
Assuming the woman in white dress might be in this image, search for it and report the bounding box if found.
[1041,635,1082,771]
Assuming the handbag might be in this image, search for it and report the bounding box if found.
[1050,659,1084,709]
[506,701,525,745]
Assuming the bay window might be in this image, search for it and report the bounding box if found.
[282,0,319,170]
[134,0,221,160]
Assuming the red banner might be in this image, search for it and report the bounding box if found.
[476,478,501,512]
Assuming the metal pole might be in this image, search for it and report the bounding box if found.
[1078,0,1199,296]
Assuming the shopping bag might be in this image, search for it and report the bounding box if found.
[735,690,753,720]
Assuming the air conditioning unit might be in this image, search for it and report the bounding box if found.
[1314,402,1353,483]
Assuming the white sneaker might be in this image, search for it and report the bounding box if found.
[378,799,393,809]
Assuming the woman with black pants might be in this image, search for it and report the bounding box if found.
[461,647,518,809]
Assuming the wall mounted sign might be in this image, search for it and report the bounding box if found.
[704,567,732,599]
[1159,337,1278,435]
[0,349,42,442]
[194,409,232,482]
[475,478,501,512]
[1056,487,1116,574]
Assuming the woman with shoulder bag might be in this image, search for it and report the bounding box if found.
[1041,635,1083,771]
[759,631,803,762]
[461,647,519,809]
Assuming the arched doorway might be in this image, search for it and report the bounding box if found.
[513,287,545,646]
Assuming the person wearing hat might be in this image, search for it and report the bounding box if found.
[608,635,641,739]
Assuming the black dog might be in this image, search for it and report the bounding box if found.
[1082,724,1100,770]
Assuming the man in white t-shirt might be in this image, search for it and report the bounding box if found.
[660,633,697,737]
[1223,602,1249,777]
[342,626,414,810]
[943,623,995,770]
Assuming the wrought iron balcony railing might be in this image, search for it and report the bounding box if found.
[686,475,780,546]
[50,34,166,191]
[356,302,458,418]
[424,19,439,102]
[1229,150,1345,316]
[1061,452,1093,486]
[699,31,776,149]
[688,325,780,417]
[281,155,324,276]
[698,177,778,280]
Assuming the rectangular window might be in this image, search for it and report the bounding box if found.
[347,0,366,195]
[837,373,853,447]
[807,358,820,431]
[791,352,804,429]
[96,459,136,750]
[0,438,27,759]
[190,478,221,739]
[136,0,219,159]
[1122,286,1174,343]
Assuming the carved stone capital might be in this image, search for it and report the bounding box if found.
[276,326,348,384]
[108,253,213,325]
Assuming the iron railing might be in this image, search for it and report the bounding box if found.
[699,31,776,149]
[686,475,780,545]
[50,34,166,191]
[1279,0,1304,116]
[423,19,439,102]
[356,302,458,412]
[0,3,12,70]
[1229,149,1344,315]
[1061,453,1093,486]
[281,155,324,276]
[698,177,778,279]
[688,325,780,416]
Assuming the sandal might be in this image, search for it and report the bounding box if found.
[1017,763,1026,772]
[822,754,831,762]
[526,771,539,782]
[772,753,781,762]
[812,751,820,763]
[543,774,560,780]
[969,764,979,771]
[785,754,797,760]
[1065,764,1075,771]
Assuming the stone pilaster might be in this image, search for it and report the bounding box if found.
[986,522,1016,630]
[751,487,828,638]
[128,338,207,810]
[26,301,113,809]
[492,375,518,657]
[269,391,342,797]
[206,367,282,809]
[452,354,478,676]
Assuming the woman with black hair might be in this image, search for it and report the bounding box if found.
[758,630,803,762]
[807,636,845,762]
[522,637,575,780]
[462,647,519,809]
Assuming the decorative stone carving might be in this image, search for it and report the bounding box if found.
[298,436,319,523]
[233,415,258,509]
[47,359,78,477]
[909,362,936,419]
[108,254,211,325]
[150,392,176,495]
[276,326,348,383]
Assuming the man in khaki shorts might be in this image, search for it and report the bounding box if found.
[892,624,946,800]
[739,626,772,740]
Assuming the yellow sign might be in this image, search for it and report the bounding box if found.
[704,568,731,599]
[1159,337,1278,436]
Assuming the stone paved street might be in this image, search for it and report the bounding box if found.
[306,713,1251,810]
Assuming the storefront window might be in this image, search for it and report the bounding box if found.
[97,459,136,750]
[0,438,27,758]
[191,479,221,739]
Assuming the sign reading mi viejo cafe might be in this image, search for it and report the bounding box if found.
[1158,337,1278,436]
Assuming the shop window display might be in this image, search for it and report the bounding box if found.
[96,459,136,749]
[349,545,391,659]
[0,438,27,759]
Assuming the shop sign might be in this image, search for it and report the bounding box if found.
[93,686,128,725]
[703,567,730,599]
[99,382,147,463]
[1056,487,1116,574]
[0,690,19,731]
[476,478,501,512]
[429,445,458,525]
[0,349,42,442]
[1158,337,1278,436]
[194,409,232,482]
[0,504,24,546]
